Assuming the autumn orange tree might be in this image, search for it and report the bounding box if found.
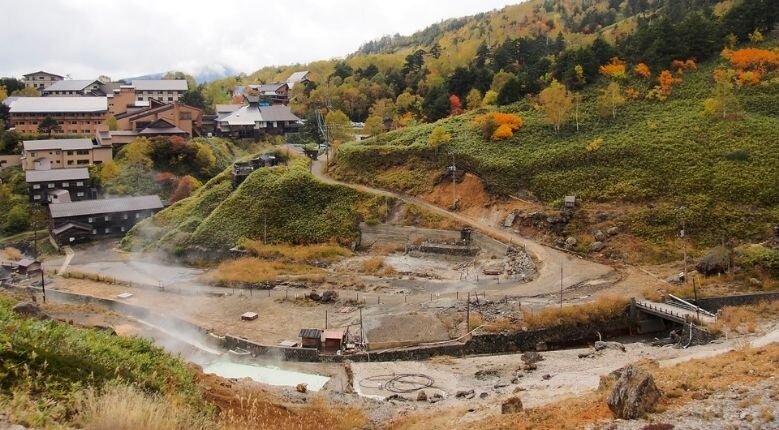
[599,57,627,79]
[634,63,651,79]
[474,112,524,141]
[723,48,779,72]
[671,58,697,73]
[647,70,682,101]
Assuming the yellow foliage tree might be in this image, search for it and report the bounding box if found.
[597,82,626,119]
[99,160,121,184]
[481,90,498,106]
[466,89,482,110]
[538,80,573,134]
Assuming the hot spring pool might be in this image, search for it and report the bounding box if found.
[202,361,330,392]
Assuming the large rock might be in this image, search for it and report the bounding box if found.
[12,302,48,320]
[593,230,606,242]
[607,226,619,236]
[606,365,662,419]
[696,246,730,275]
[565,237,578,248]
[594,341,626,352]
[589,241,605,252]
[501,396,523,414]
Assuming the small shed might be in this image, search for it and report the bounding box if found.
[299,328,322,349]
[564,195,576,210]
[16,258,41,275]
[322,328,346,353]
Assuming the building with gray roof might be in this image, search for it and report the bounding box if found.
[42,80,103,96]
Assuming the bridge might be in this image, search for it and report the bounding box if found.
[633,296,717,325]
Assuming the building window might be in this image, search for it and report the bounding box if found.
[32,184,41,190]
[168,97,173,101]
[122,214,128,220]
[120,227,126,232]
[47,183,55,189]
[76,150,89,155]
[67,161,74,165]
[92,229,97,235]
[179,112,192,120]
[104,228,110,234]
[77,160,89,165]
[135,213,141,219]
[62,182,69,187]
[104,215,112,221]
[88,217,94,222]
[76,192,85,197]
[33,195,41,200]
[76,181,84,186]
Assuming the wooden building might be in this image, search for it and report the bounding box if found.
[48,195,163,245]
[298,328,322,349]
[25,168,93,204]
[322,328,346,353]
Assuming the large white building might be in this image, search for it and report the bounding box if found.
[131,80,188,102]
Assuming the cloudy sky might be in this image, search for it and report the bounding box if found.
[3,0,519,81]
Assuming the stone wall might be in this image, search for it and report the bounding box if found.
[223,335,320,362]
[691,292,779,313]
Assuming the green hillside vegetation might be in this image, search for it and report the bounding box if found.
[122,157,387,252]
[0,294,209,428]
[333,50,779,246]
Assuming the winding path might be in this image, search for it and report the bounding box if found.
[311,158,616,297]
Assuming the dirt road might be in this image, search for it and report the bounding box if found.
[311,158,615,297]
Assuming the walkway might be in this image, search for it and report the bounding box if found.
[311,158,615,297]
[634,299,717,325]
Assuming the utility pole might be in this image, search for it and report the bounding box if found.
[560,265,564,308]
[263,214,267,244]
[679,206,688,283]
[325,310,328,329]
[449,153,457,209]
[359,308,364,349]
[466,292,470,333]
[692,277,700,321]
[41,265,46,304]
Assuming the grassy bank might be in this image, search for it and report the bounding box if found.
[333,57,779,247]
[122,157,388,252]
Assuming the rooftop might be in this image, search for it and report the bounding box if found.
[23,71,63,79]
[130,79,188,91]
[43,80,101,92]
[23,138,96,152]
[287,71,309,83]
[9,97,108,113]
[25,168,90,183]
[299,328,322,338]
[49,195,164,218]
[218,104,300,126]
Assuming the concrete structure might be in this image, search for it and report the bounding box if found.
[42,80,103,96]
[0,155,22,170]
[25,168,92,204]
[23,71,64,90]
[21,138,112,170]
[131,80,188,102]
[8,97,108,135]
[48,195,164,245]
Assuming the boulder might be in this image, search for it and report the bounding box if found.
[296,383,308,393]
[479,392,489,399]
[606,365,662,419]
[455,389,475,399]
[12,302,48,319]
[320,290,338,303]
[593,230,606,242]
[565,237,577,248]
[749,278,762,287]
[696,246,731,275]
[521,351,544,364]
[594,341,626,352]
[429,393,444,403]
[607,226,619,236]
[589,241,605,252]
[501,396,523,414]
[416,390,428,402]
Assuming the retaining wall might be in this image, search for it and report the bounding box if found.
[691,292,779,312]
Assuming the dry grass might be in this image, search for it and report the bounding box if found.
[359,256,398,276]
[240,240,352,263]
[707,300,779,335]
[207,257,323,287]
[1,246,22,261]
[370,242,406,256]
[75,384,213,430]
[218,395,367,430]
[521,296,629,330]
[388,344,779,430]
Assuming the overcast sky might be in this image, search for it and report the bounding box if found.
[2,0,519,81]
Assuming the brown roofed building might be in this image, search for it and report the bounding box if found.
[109,101,203,145]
